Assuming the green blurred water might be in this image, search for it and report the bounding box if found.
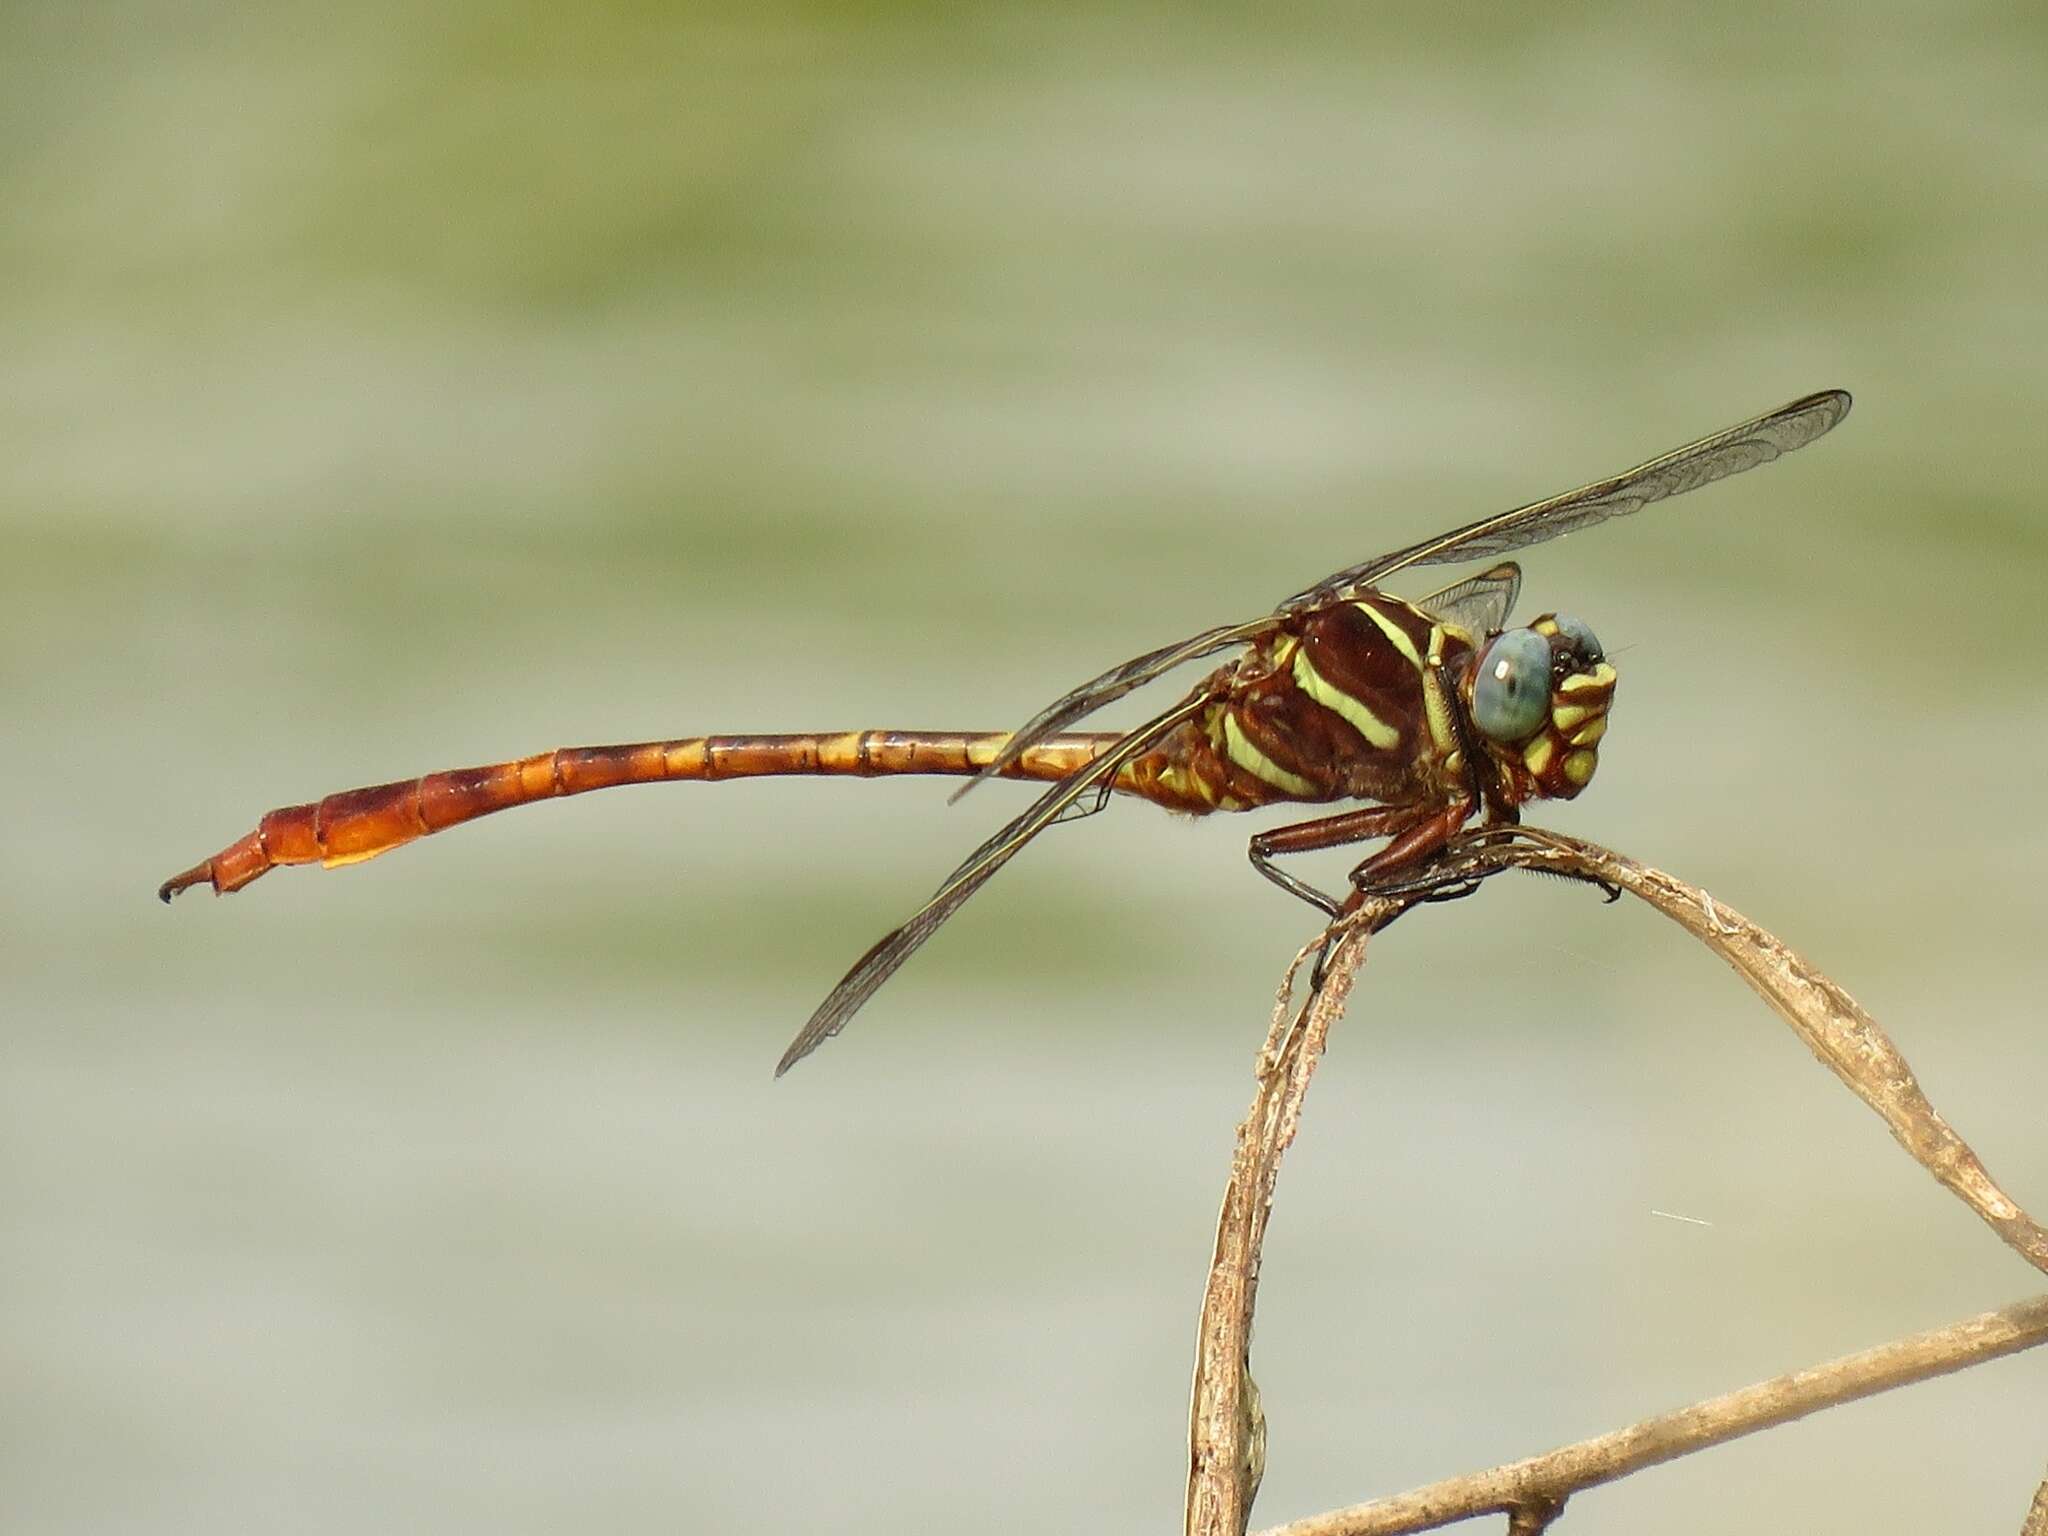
[5,3,2046,1531]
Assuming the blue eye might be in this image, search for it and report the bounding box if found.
[1473,629,1551,742]
[1552,613,1604,665]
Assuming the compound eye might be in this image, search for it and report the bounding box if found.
[1473,628,1551,742]
[1551,613,1605,666]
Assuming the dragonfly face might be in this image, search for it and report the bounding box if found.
[1465,613,1616,805]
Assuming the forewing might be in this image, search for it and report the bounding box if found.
[775,691,1213,1075]
[961,390,1850,802]
[1414,562,1521,635]
[950,616,1277,802]
[1283,389,1851,610]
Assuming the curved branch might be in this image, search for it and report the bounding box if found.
[1434,828,2048,1276]
[1256,1294,2048,1536]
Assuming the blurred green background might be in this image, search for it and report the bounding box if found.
[6,2,2045,1530]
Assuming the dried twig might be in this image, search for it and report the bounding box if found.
[1187,897,1408,1536]
[2026,1467,2048,1536]
[1439,828,2048,1277]
[1189,827,2047,1536]
[1255,1294,2048,1536]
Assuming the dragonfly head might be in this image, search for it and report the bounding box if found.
[1465,613,1616,802]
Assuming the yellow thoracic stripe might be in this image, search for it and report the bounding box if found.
[1355,600,1424,669]
[1291,647,1401,750]
[1421,671,1458,759]
[1418,621,1459,760]
[1221,713,1318,797]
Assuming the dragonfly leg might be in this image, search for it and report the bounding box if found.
[1352,802,1477,887]
[1248,804,1440,916]
[1522,863,1625,903]
[1293,806,1489,989]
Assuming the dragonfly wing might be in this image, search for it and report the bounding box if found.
[775,690,1214,1075]
[951,616,1278,802]
[963,391,1850,802]
[1283,388,1852,610]
[1414,561,1521,635]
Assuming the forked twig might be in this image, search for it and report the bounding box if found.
[1188,827,2048,1536]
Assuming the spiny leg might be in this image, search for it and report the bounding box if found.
[1247,804,1449,917]
[1276,804,1481,990]
[1383,824,1624,906]
[1350,802,1480,888]
[1509,862,1625,904]
[1313,826,1620,980]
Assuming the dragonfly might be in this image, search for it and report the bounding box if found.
[159,388,1852,1073]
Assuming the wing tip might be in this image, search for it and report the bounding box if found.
[773,1017,833,1077]
[774,1026,830,1077]
[1782,386,1853,451]
[1798,386,1853,427]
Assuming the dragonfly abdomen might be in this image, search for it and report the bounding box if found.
[158,729,1135,900]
